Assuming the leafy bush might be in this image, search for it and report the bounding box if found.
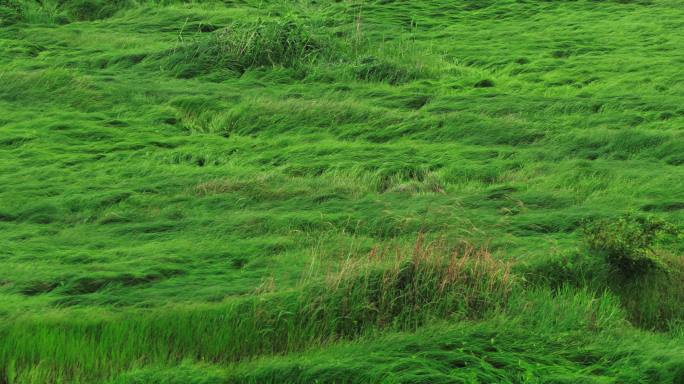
[582,214,678,277]
[523,220,683,330]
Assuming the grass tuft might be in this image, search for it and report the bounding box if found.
[165,17,331,78]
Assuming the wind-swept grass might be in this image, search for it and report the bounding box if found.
[1,0,684,382]
[0,238,512,383]
[0,0,133,24]
[108,290,678,384]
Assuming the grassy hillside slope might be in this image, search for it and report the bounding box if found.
[1,0,683,382]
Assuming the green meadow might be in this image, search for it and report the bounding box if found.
[1,0,683,382]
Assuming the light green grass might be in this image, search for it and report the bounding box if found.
[1,0,683,382]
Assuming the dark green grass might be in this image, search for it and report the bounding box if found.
[1,0,683,382]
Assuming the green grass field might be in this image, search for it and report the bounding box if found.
[1,0,683,382]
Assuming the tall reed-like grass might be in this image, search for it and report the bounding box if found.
[0,237,512,383]
[315,235,513,333]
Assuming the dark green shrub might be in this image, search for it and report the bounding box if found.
[582,214,678,277]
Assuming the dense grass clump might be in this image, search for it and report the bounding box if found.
[165,18,331,78]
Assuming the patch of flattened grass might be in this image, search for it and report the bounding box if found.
[62,268,186,296]
[18,280,61,296]
[354,55,426,85]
